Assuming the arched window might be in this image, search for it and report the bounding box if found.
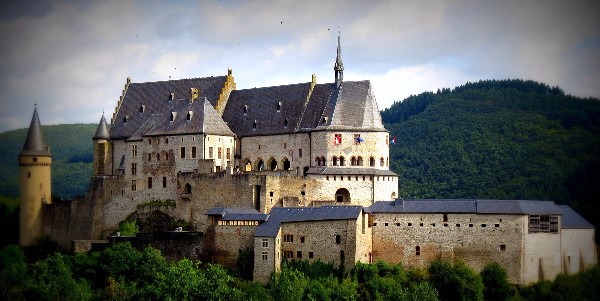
[242,158,252,172]
[157,153,160,161]
[391,192,397,199]
[415,246,421,256]
[369,157,375,167]
[332,156,338,166]
[335,235,341,244]
[321,156,326,166]
[335,188,350,203]
[357,156,363,166]
[315,157,321,166]
[351,156,357,166]
[267,157,277,171]
[339,156,345,166]
[256,159,265,171]
[386,157,389,167]
[283,118,288,128]
[380,157,385,167]
[282,158,291,170]
[185,183,192,194]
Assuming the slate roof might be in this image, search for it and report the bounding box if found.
[223,83,312,136]
[367,199,562,215]
[21,107,51,156]
[222,80,386,137]
[205,207,268,221]
[306,167,397,176]
[93,115,110,140]
[110,76,229,140]
[255,206,362,237]
[558,205,594,229]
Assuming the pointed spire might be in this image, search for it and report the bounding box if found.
[20,106,51,156]
[93,114,110,140]
[334,31,344,87]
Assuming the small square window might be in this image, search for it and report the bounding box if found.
[456,224,461,227]
[300,236,305,243]
[500,244,506,252]
[384,223,389,226]
[309,252,314,259]
[469,224,473,227]
[495,224,500,228]
[396,223,400,226]
[481,224,487,228]
[408,223,412,226]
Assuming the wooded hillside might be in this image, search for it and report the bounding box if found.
[382,79,600,235]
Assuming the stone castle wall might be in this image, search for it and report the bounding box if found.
[239,133,310,172]
[371,213,526,284]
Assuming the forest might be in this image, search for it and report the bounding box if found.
[382,79,600,239]
[1,242,598,301]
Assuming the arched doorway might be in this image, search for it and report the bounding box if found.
[335,188,350,203]
[303,166,309,176]
[267,157,277,171]
[185,183,192,194]
[243,158,252,172]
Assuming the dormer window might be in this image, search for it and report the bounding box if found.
[170,112,176,121]
[123,115,129,124]
[276,102,282,112]
[243,105,248,114]
[283,118,288,128]
[321,116,328,124]
[253,120,257,129]
[169,92,175,100]
[186,111,193,121]
[139,105,145,113]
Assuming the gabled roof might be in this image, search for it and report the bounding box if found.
[205,207,269,221]
[223,83,312,136]
[20,107,51,156]
[93,114,110,140]
[255,206,362,237]
[558,205,594,229]
[367,199,562,215]
[110,76,228,140]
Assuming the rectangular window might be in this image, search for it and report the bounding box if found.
[131,145,137,157]
[262,238,268,248]
[147,177,152,189]
[226,148,231,160]
[299,148,302,158]
[297,251,302,259]
[162,177,167,188]
[147,153,151,161]
[334,133,342,144]
[131,163,137,176]
[283,234,293,242]
[500,244,506,252]
[309,251,314,259]
[191,147,197,159]
[209,147,213,159]
[218,147,222,159]
[300,236,305,243]
[529,214,559,233]
[262,251,268,261]
[180,147,186,158]
[131,180,137,191]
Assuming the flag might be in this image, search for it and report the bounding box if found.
[357,136,365,143]
[390,136,396,145]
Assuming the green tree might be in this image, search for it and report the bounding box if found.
[428,260,483,301]
[28,253,93,301]
[270,266,308,301]
[118,219,139,236]
[480,262,511,301]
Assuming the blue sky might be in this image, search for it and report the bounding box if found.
[0,0,599,132]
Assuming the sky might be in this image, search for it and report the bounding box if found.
[0,0,599,132]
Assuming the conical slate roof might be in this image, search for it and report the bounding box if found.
[93,114,110,140]
[20,106,51,156]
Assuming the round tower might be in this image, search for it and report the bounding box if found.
[19,106,52,246]
[92,114,111,176]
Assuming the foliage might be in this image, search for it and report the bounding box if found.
[382,79,600,240]
[428,260,483,301]
[480,262,511,301]
[237,247,254,280]
[0,123,96,199]
[118,219,139,236]
[0,196,18,246]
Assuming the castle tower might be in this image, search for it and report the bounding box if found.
[92,114,111,176]
[19,106,52,246]
[334,33,344,87]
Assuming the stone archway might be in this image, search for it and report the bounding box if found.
[243,158,252,172]
[255,158,265,171]
[335,188,350,203]
[281,157,291,170]
[267,157,277,171]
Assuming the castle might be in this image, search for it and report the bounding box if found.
[19,37,596,284]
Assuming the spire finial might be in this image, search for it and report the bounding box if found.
[334,29,344,87]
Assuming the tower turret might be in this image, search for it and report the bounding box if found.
[19,106,52,246]
[92,114,111,176]
[334,33,344,88]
